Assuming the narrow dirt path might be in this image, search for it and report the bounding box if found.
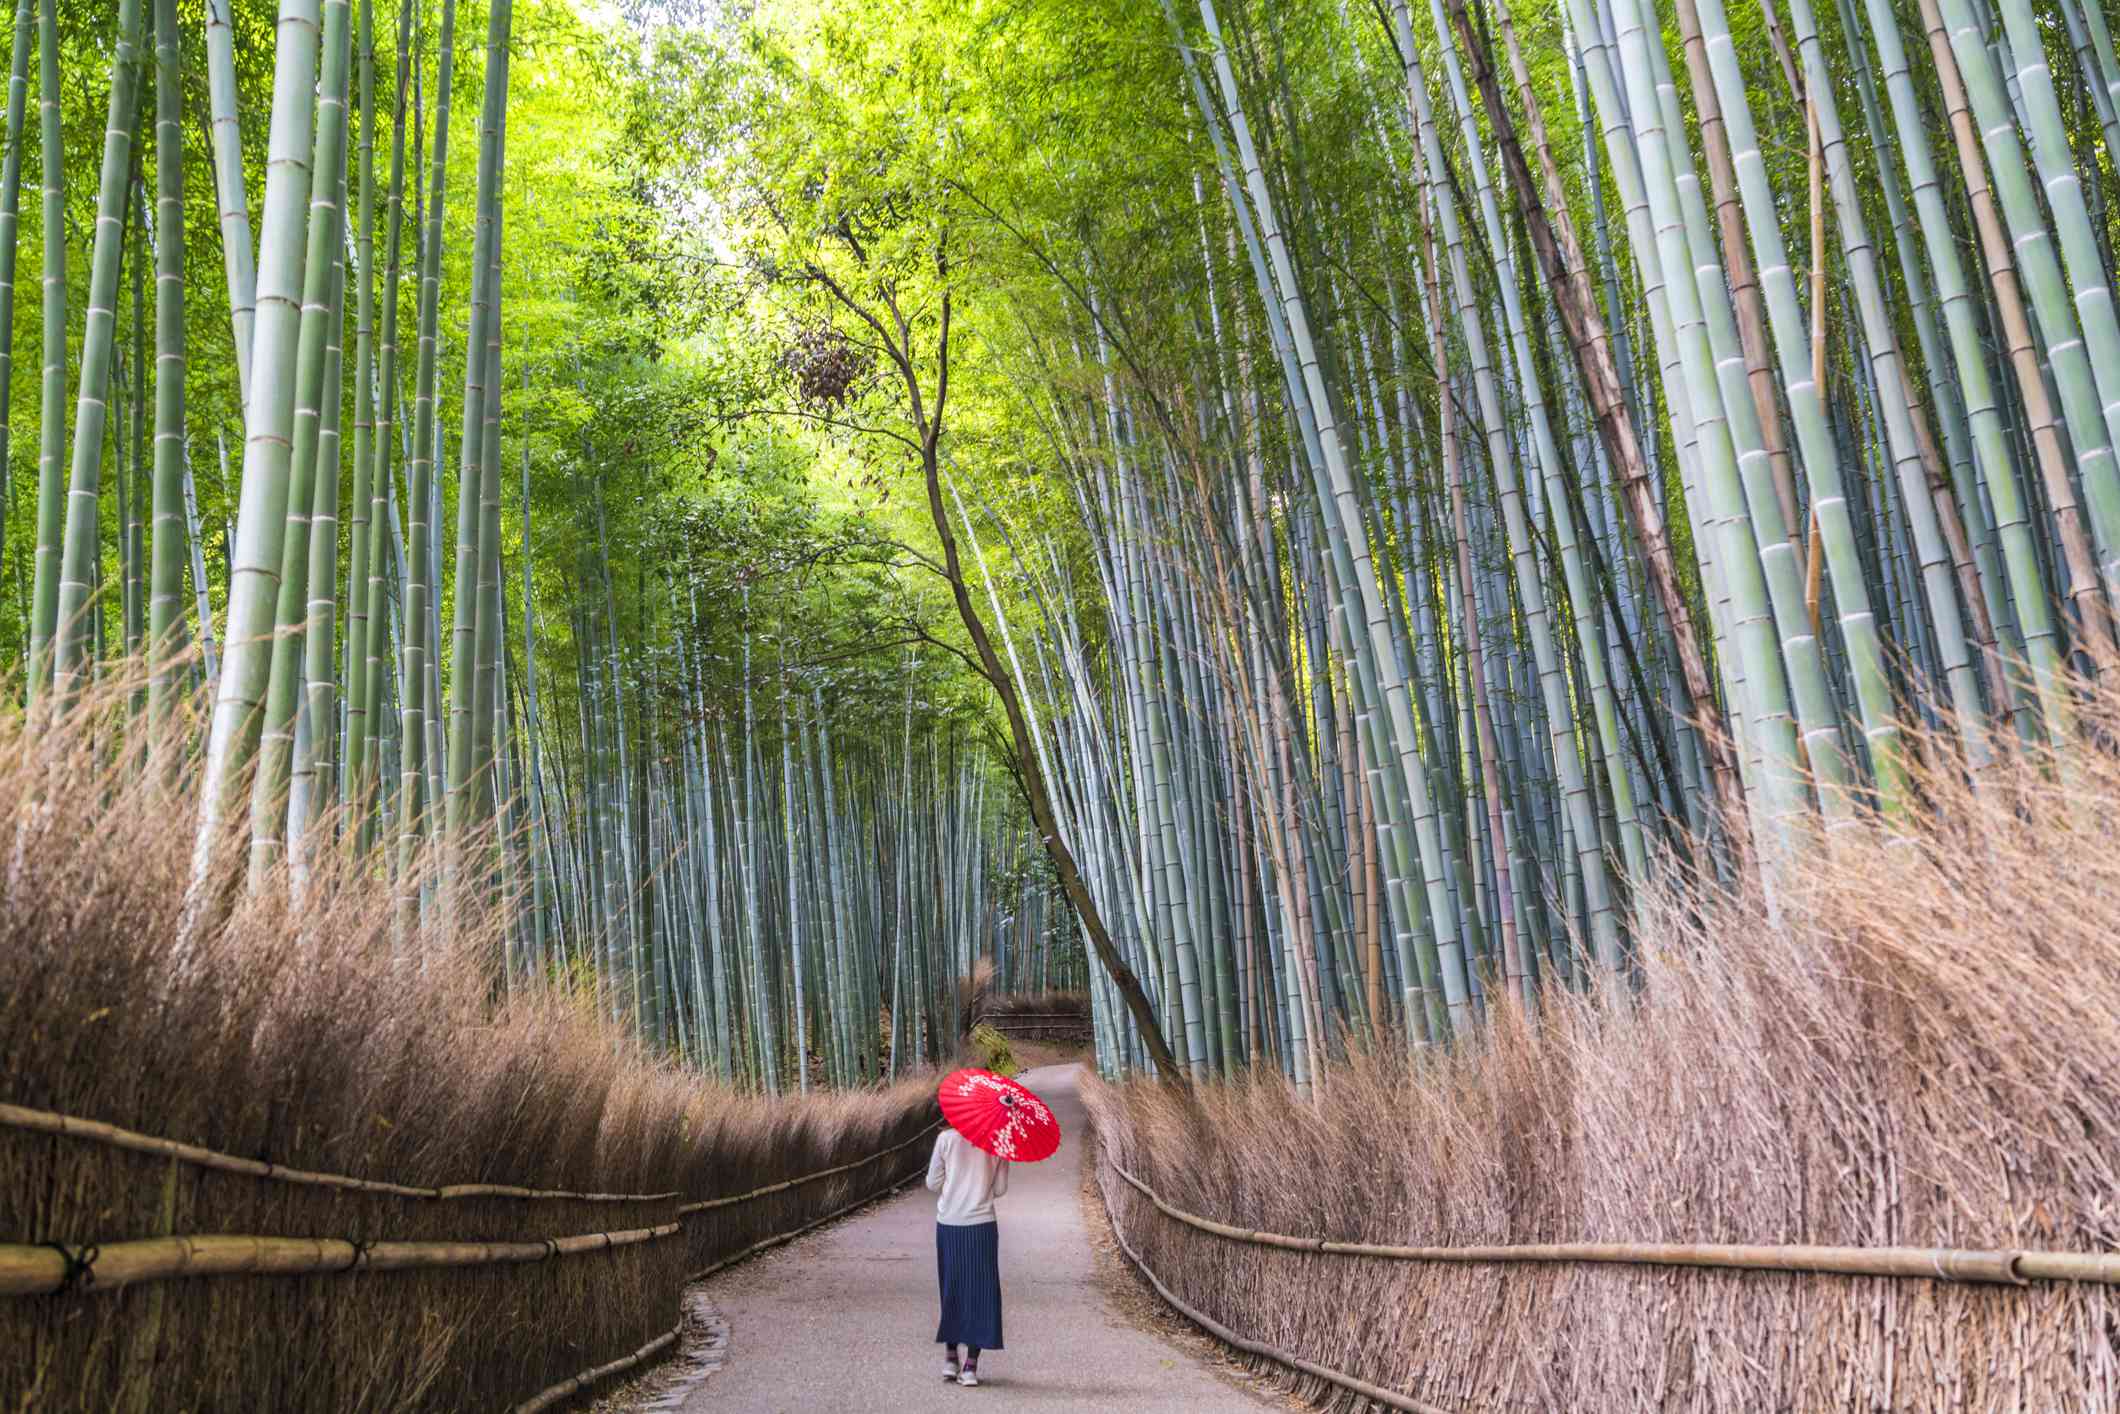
[668,1062,1274,1412]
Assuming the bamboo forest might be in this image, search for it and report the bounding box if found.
[4,0,2120,1406]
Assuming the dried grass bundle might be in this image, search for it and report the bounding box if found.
[1090,685,2120,1410]
[0,678,936,1411]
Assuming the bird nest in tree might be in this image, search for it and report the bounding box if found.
[777,323,872,410]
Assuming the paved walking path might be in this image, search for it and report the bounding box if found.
[673,1063,1274,1412]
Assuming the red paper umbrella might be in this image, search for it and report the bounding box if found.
[938,1068,1061,1163]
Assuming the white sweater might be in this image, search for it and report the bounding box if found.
[926,1129,1010,1226]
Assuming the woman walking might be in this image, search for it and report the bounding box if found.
[928,1122,1008,1387]
[928,1067,1060,1389]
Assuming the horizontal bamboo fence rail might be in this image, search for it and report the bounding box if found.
[0,1222,682,1296]
[1,1104,942,1302]
[688,1152,933,1281]
[972,1007,1091,1038]
[1109,1162,2120,1285]
[6,1099,941,1406]
[0,1100,940,1217]
[0,1101,679,1202]
[676,1120,942,1215]
[1101,1167,1450,1414]
[513,1312,686,1414]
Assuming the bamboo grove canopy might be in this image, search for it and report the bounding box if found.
[4,0,2118,1090]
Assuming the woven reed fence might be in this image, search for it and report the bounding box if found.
[0,698,956,1413]
[1086,1077,2120,1411]
[0,1094,939,1411]
[969,991,1092,1046]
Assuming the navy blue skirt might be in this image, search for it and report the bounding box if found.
[934,1221,1004,1350]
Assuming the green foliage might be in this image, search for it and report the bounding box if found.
[968,1021,1019,1077]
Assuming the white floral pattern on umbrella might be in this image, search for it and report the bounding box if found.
[939,1068,1060,1162]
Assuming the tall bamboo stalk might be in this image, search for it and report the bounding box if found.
[51,0,148,697]
[193,0,328,879]
[0,0,30,582]
[145,0,186,756]
[396,0,460,933]
[249,0,354,879]
[24,0,64,706]
[204,0,256,408]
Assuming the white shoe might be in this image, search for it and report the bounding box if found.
[942,1357,961,1382]
[957,1366,980,1388]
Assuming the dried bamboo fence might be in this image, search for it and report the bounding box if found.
[0,1095,939,1410]
[1106,1161,2120,1288]
[1087,1083,2120,1411]
[0,670,952,1412]
[513,1314,686,1414]
[969,990,1093,1046]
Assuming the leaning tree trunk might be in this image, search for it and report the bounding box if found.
[910,326,1181,1080]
